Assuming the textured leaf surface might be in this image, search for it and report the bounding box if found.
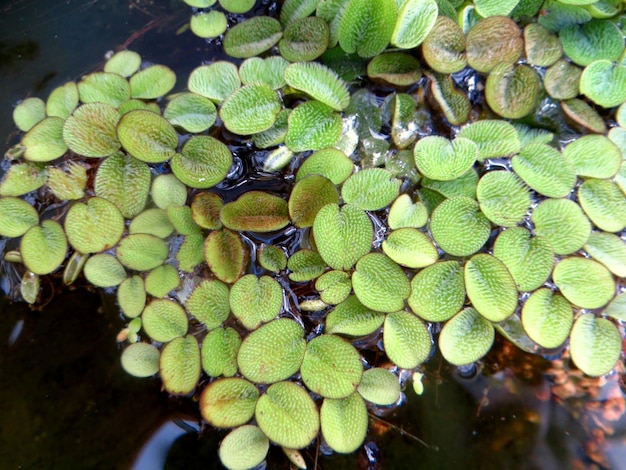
[288,175,339,228]
[521,288,573,349]
[465,254,518,322]
[285,62,350,111]
[201,327,241,377]
[570,314,621,376]
[560,19,624,67]
[422,16,466,74]
[117,275,146,319]
[357,368,400,405]
[185,279,231,329]
[414,136,477,181]
[200,378,259,428]
[531,198,591,255]
[457,119,520,161]
[22,117,67,162]
[563,135,621,179]
[46,82,79,119]
[477,171,531,227]
[205,229,247,284]
[117,110,177,163]
[255,381,319,449]
[511,143,576,198]
[296,148,353,184]
[466,16,522,73]
[387,194,428,229]
[287,249,327,282]
[171,136,232,189]
[129,209,173,238]
[342,168,400,211]
[104,50,141,77]
[320,393,368,454]
[301,335,362,399]
[20,220,67,275]
[238,319,306,384]
[230,275,283,330]
[77,72,130,106]
[584,232,626,278]
[285,100,342,152]
[338,0,397,58]
[383,311,431,369]
[145,264,179,297]
[220,83,282,135]
[218,425,269,470]
[580,60,626,108]
[116,234,168,271]
[430,196,491,256]
[578,179,626,233]
[325,295,384,336]
[352,253,409,312]
[221,191,289,232]
[188,62,241,103]
[439,308,494,365]
[382,228,438,269]
[129,65,176,99]
[65,197,124,254]
[0,197,38,237]
[160,335,201,395]
[493,227,554,292]
[280,17,330,62]
[121,342,160,378]
[142,299,188,343]
[485,63,540,119]
[163,93,217,133]
[553,257,615,309]
[13,97,45,132]
[239,56,289,90]
[391,0,438,49]
[408,261,465,322]
[191,192,223,230]
[83,253,126,287]
[223,16,283,58]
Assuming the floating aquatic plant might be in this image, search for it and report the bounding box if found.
[2,1,626,468]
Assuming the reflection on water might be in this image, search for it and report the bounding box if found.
[1,1,625,469]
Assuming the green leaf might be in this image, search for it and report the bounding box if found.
[511,143,576,198]
[438,307,495,365]
[77,72,130,107]
[367,52,422,86]
[561,98,606,134]
[176,234,205,273]
[255,381,319,449]
[313,203,373,270]
[414,136,477,181]
[94,153,150,218]
[465,254,518,322]
[296,148,354,185]
[474,0,520,16]
[142,298,188,343]
[185,279,231,329]
[429,196,491,257]
[559,19,624,67]
[485,63,540,119]
[46,162,87,200]
[357,368,400,405]
[408,260,465,322]
[188,62,241,103]
[239,56,289,90]
[288,175,339,228]
[493,227,554,292]
[0,162,46,197]
[258,244,287,273]
[320,393,368,453]
[129,64,176,99]
[83,253,126,287]
[543,59,583,100]
[280,17,330,62]
[117,275,146,319]
[230,275,283,330]
[325,295,384,336]
[391,0,438,49]
[46,82,79,119]
[201,327,241,377]
[584,232,626,278]
[204,229,247,284]
[104,50,141,77]
[287,249,327,282]
[353,253,410,312]
[166,205,201,236]
[190,10,227,39]
[382,228,438,269]
[200,378,259,428]
[20,220,67,275]
[569,314,621,376]
[121,342,160,378]
[160,335,201,395]
[563,135,621,179]
[13,97,45,132]
[300,334,363,398]
[221,191,290,232]
[145,264,179,297]
[64,197,124,254]
[219,0,255,13]
[553,257,615,309]
[339,0,397,58]
[117,110,178,163]
[457,120,520,162]
[116,234,169,271]
[604,293,626,321]
[285,100,342,152]
[476,171,531,227]
[0,197,38,237]
[285,62,350,112]
[521,288,573,349]
[163,93,217,133]
[531,198,591,255]
[237,319,306,384]
[383,311,431,369]
[578,179,626,233]
[22,117,67,162]
[427,71,471,126]
[220,83,282,135]
[387,194,428,229]
[218,425,269,470]
[342,168,400,211]
[171,136,232,188]
[129,209,174,238]
[580,60,626,108]
[191,192,223,230]
[280,0,318,26]
[223,16,283,59]
[466,16,523,73]
[421,16,466,74]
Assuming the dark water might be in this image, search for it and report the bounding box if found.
[1,1,625,469]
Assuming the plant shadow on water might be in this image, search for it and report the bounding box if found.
[1,0,626,469]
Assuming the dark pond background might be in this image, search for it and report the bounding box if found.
[1,1,624,469]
